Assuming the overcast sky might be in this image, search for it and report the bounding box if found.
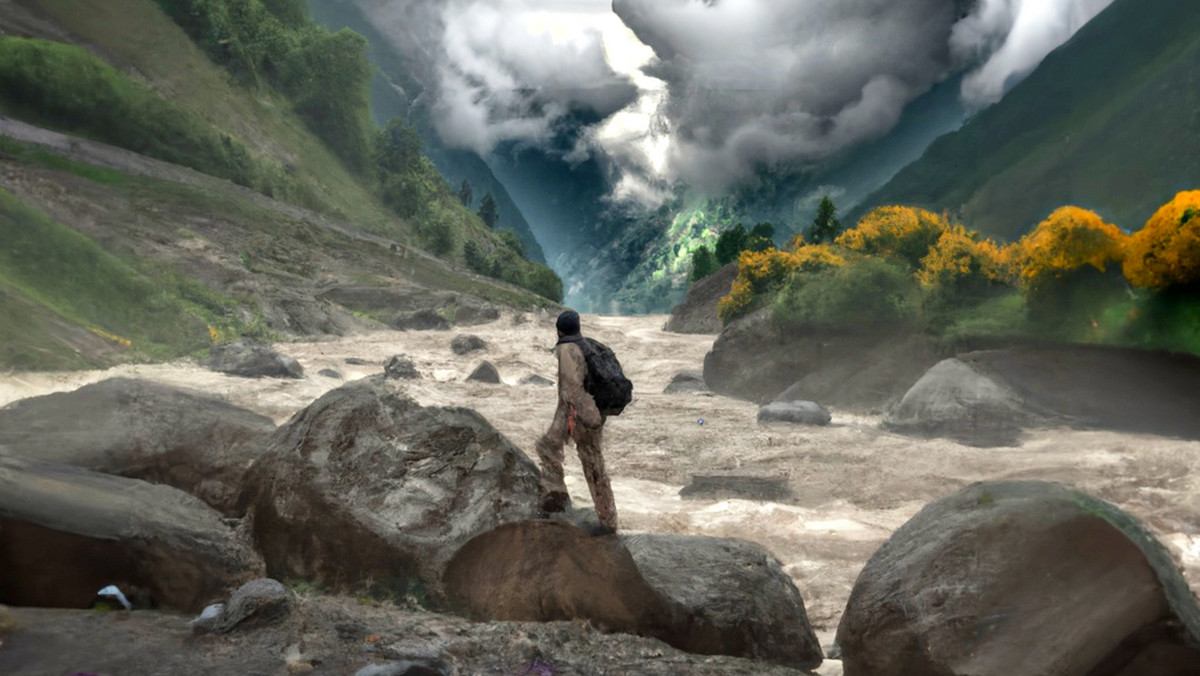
[399,0,1117,205]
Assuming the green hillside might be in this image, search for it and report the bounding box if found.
[856,0,1200,239]
[0,0,560,370]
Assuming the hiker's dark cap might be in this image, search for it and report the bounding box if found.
[556,310,581,336]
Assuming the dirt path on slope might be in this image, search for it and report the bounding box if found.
[4,312,1200,666]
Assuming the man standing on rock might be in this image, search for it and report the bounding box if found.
[536,310,618,532]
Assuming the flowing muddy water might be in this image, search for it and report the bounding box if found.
[4,312,1200,672]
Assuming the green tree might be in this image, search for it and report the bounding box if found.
[747,222,776,252]
[715,224,748,265]
[463,239,488,274]
[809,196,841,244]
[690,245,719,281]
[373,119,422,176]
[457,179,473,208]
[477,193,498,230]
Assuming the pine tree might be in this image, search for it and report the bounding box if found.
[457,179,473,208]
[477,193,498,230]
[809,196,841,244]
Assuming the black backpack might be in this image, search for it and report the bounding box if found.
[579,338,633,416]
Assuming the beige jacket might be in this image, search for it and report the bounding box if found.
[555,340,603,429]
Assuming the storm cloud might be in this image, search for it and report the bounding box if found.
[431,0,638,155]
[612,0,1115,193]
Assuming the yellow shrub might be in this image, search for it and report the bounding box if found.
[917,226,1013,291]
[717,245,844,323]
[836,206,948,268]
[1123,191,1200,289]
[1015,206,1127,288]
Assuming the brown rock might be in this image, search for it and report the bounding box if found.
[836,481,1200,676]
[0,456,263,612]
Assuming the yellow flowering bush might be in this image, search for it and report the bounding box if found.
[1014,206,1127,290]
[835,206,948,269]
[717,245,845,323]
[917,225,1014,290]
[1123,191,1200,289]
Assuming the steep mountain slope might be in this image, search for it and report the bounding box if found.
[856,0,1200,238]
[306,0,546,263]
[0,0,557,370]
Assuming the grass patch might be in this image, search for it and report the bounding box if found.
[0,188,270,369]
[0,136,130,185]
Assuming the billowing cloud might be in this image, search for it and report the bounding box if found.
[953,0,1115,106]
[431,0,639,155]
[610,0,1116,194]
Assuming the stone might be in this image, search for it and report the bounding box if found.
[355,660,451,676]
[0,378,274,516]
[202,341,303,378]
[345,358,370,365]
[837,481,1200,676]
[0,456,263,612]
[466,361,501,384]
[703,309,942,409]
[757,401,831,426]
[393,310,450,331]
[318,369,342,379]
[623,534,823,670]
[883,358,1030,446]
[665,263,737,334]
[519,374,554,388]
[450,334,487,355]
[384,355,419,380]
[189,603,225,632]
[443,522,822,670]
[208,578,291,633]
[240,377,541,606]
[679,474,792,502]
[663,371,708,394]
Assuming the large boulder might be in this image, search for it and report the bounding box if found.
[466,361,501,384]
[836,481,1200,676]
[884,358,1033,446]
[665,263,737,334]
[202,341,303,378]
[623,534,823,670]
[703,309,942,409]
[0,456,263,612]
[240,377,541,606]
[0,378,275,515]
[443,521,822,670]
[394,310,450,331]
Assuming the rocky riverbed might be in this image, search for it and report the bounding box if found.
[3,312,1200,674]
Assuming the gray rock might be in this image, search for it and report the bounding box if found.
[837,481,1200,676]
[443,522,822,670]
[345,358,370,366]
[354,659,451,676]
[0,378,274,516]
[624,534,823,670]
[208,579,291,633]
[679,474,792,502]
[189,603,225,632]
[663,371,708,394]
[757,401,831,426]
[665,263,737,334]
[240,377,541,606]
[0,456,263,611]
[450,335,487,355]
[519,374,554,388]
[384,355,419,380]
[393,310,450,331]
[883,358,1030,446]
[703,309,943,409]
[318,369,342,379]
[202,341,303,379]
[466,361,501,384]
